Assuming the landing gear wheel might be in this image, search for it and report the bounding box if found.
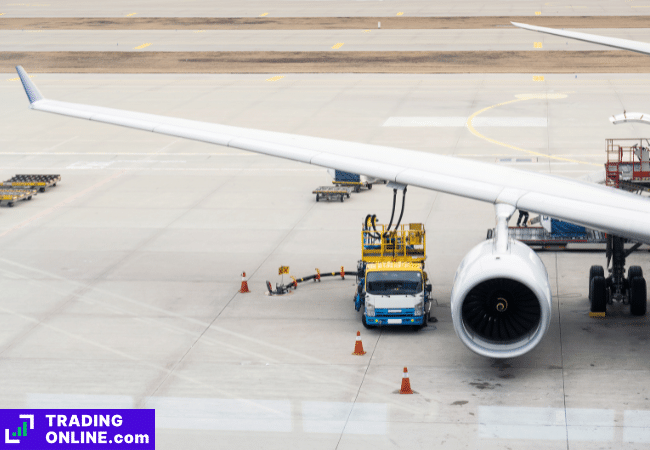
[589,265,604,303]
[628,266,643,280]
[590,276,607,313]
[629,276,647,316]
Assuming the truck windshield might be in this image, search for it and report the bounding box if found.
[366,271,422,295]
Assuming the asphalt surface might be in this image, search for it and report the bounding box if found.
[1,28,649,52]
[2,72,650,449]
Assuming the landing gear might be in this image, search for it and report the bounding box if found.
[588,235,647,316]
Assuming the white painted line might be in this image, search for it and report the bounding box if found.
[302,401,386,435]
[383,117,547,127]
[479,406,615,442]
[147,397,292,432]
[27,393,133,409]
[624,410,650,443]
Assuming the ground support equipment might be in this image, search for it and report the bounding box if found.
[355,185,433,330]
[313,186,353,202]
[332,170,373,192]
[605,138,650,191]
[0,188,37,207]
[487,226,607,250]
[267,268,357,295]
[1,174,61,192]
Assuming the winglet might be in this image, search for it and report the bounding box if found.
[15,66,44,104]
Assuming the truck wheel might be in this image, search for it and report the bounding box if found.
[368,183,373,190]
[361,306,375,329]
[7,202,13,207]
[316,194,319,202]
[589,265,604,302]
[340,195,344,202]
[590,276,607,313]
[628,266,643,280]
[630,276,647,316]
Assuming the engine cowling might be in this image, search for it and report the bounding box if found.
[450,238,552,359]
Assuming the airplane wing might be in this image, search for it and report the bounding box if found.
[511,22,650,56]
[512,22,650,127]
[14,65,650,243]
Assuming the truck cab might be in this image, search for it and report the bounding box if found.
[355,222,432,329]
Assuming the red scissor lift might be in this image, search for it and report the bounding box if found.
[605,138,650,191]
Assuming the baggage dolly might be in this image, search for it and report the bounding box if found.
[313,186,353,202]
[1,174,61,192]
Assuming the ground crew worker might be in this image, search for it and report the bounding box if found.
[516,210,529,227]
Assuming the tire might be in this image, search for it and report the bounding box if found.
[362,313,374,329]
[39,187,45,192]
[589,265,604,283]
[368,183,373,190]
[628,266,643,281]
[316,194,319,202]
[630,276,647,316]
[590,276,607,313]
[340,195,344,202]
[7,202,13,207]
[589,265,604,302]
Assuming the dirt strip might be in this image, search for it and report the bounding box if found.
[2,51,650,74]
[0,16,649,30]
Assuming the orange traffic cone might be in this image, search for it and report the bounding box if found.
[352,331,366,355]
[400,367,413,394]
[240,272,250,293]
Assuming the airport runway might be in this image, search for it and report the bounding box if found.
[2,28,650,52]
[0,0,640,18]
[2,72,650,449]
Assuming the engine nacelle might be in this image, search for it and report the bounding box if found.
[450,238,552,359]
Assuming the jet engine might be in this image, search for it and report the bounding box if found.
[450,238,552,359]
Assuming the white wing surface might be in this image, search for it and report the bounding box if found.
[14,66,650,243]
[512,22,650,56]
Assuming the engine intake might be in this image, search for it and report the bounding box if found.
[451,239,552,358]
[462,278,541,343]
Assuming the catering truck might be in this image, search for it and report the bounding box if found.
[355,218,432,330]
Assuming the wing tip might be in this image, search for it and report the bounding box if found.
[15,65,44,104]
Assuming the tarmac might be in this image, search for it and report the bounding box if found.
[0,0,641,18]
[2,1,650,449]
[2,28,650,52]
[2,71,650,449]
